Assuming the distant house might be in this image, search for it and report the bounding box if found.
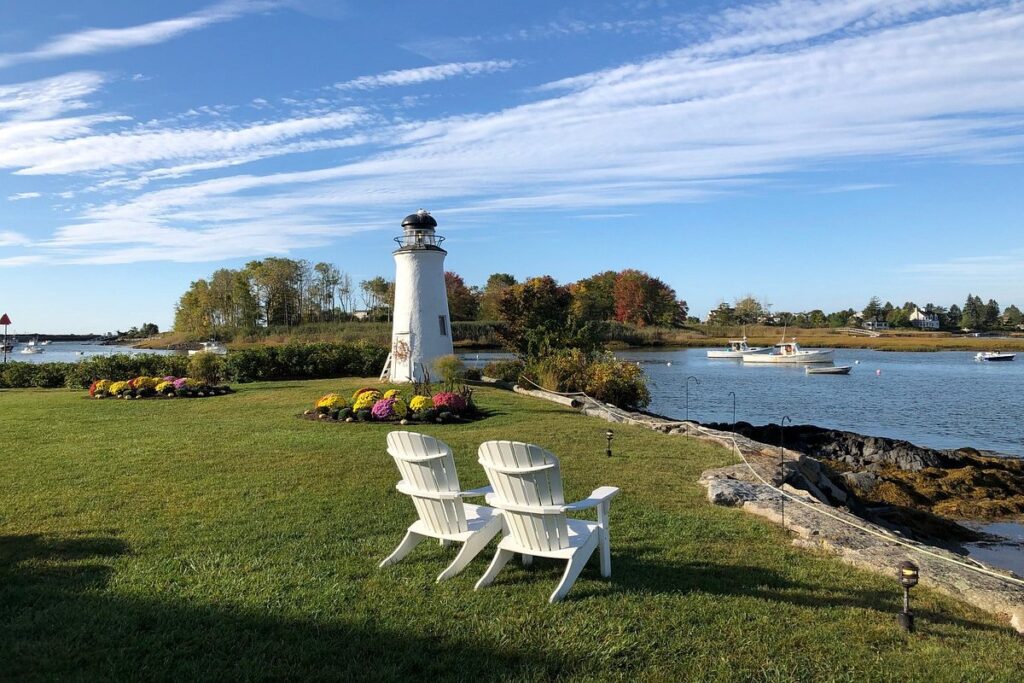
[862,319,889,331]
[352,309,371,321]
[909,307,940,330]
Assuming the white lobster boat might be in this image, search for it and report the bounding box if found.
[188,341,228,356]
[707,337,771,359]
[743,339,834,364]
[975,351,1015,362]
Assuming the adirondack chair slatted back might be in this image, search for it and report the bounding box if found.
[386,432,468,536]
[478,441,569,552]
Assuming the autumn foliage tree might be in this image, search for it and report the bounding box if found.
[445,271,480,321]
[612,269,685,327]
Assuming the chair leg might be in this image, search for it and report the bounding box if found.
[474,548,515,590]
[379,529,426,568]
[549,536,599,603]
[437,520,501,582]
[521,554,533,567]
[598,501,611,578]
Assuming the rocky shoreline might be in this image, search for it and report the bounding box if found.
[528,389,1024,633]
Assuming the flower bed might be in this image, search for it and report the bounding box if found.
[87,375,234,400]
[303,386,482,425]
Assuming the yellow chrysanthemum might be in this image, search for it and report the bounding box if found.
[155,381,173,393]
[409,395,432,412]
[353,390,381,411]
[316,393,347,410]
[108,381,130,395]
[383,388,401,399]
[95,379,112,392]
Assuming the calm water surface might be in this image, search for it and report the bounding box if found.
[5,341,177,363]
[463,348,1024,457]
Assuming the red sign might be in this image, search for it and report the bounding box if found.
[0,313,10,325]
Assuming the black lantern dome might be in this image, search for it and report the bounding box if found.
[401,209,437,230]
[395,209,445,251]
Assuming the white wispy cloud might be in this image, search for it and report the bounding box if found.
[0,0,273,69]
[904,250,1024,281]
[5,0,1024,268]
[7,192,41,201]
[0,110,363,175]
[0,230,32,246]
[335,60,518,90]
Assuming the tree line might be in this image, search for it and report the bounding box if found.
[707,294,1023,331]
[173,259,688,339]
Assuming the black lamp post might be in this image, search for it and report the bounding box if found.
[898,561,919,633]
[605,429,614,458]
[728,391,736,424]
[780,415,792,530]
[685,376,700,421]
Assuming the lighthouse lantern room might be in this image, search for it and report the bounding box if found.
[382,209,454,383]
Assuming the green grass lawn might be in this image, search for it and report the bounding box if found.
[1,381,1021,681]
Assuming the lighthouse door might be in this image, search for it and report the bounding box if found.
[391,332,415,382]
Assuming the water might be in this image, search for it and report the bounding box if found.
[621,348,1024,458]
[463,348,1024,457]
[964,522,1024,577]
[4,341,178,363]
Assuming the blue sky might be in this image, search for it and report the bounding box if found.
[0,0,1022,333]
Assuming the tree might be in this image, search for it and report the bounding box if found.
[945,304,962,330]
[478,273,516,320]
[444,271,479,321]
[960,294,983,330]
[707,302,735,326]
[862,296,883,321]
[174,279,213,338]
[886,307,910,328]
[312,262,341,321]
[733,295,765,325]
[984,299,1000,330]
[1002,304,1023,328]
[570,271,617,322]
[612,270,684,327]
[496,276,602,358]
[360,277,394,321]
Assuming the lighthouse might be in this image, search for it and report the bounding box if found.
[383,209,454,383]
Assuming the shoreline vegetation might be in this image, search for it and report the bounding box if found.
[3,379,1024,678]
[131,321,1024,353]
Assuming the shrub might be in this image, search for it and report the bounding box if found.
[584,354,651,409]
[524,349,590,394]
[223,341,388,383]
[482,359,525,384]
[434,354,466,391]
[188,353,224,385]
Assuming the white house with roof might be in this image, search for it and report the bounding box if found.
[909,307,940,330]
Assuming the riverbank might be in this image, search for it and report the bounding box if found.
[3,380,1023,677]
[133,323,1024,353]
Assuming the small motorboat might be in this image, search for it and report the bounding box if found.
[39,339,51,346]
[743,339,834,364]
[975,351,1015,362]
[20,346,43,355]
[188,341,228,356]
[806,365,852,375]
[707,337,771,359]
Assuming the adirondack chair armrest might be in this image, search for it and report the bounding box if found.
[564,486,620,511]
[459,485,493,498]
[396,480,461,500]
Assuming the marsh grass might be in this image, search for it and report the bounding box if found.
[2,381,1022,680]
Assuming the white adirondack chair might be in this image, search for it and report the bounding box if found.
[474,440,620,603]
[380,431,502,582]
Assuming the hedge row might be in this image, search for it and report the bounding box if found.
[0,341,389,389]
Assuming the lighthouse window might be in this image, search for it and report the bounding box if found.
[438,315,448,336]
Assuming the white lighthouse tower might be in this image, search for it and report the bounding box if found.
[383,209,454,383]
